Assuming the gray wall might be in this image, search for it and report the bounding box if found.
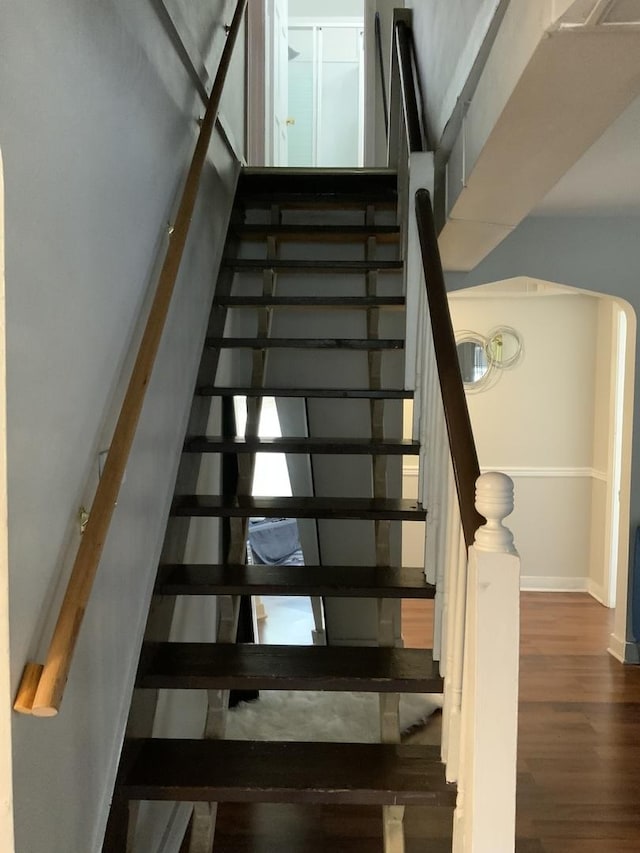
[1,0,242,849]
[405,0,502,142]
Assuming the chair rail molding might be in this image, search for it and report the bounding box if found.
[480,465,607,480]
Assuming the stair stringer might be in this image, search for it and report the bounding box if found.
[102,225,241,852]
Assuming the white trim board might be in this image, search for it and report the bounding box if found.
[587,578,607,606]
[520,578,613,602]
[608,633,640,664]
[520,575,589,592]
[480,466,607,481]
[405,464,608,480]
[448,287,584,299]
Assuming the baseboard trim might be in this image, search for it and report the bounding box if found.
[608,633,640,664]
[608,633,626,662]
[520,575,588,592]
[587,578,608,605]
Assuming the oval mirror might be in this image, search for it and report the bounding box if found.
[456,335,490,387]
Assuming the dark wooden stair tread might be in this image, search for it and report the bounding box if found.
[171,495,426,521]
[223,259,402,274]
[120,739,454,806]
[196,387,413,399]
[137,644,442,692]
[237,196,397,211]
[206,337,404,350]
[155,564,435,598]
[230,224,401,243]
[213,296,405,308]
[237,168,398,197]
[236,170,397,210]
[184,437,420,455]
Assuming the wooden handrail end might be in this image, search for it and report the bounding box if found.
[31,703,59,718]
[14,0,250,718]
[13,662,44,715]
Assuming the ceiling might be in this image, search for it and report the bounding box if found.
[533,91,640,216]
[436,0,640,269]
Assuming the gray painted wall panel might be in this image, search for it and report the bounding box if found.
[406,0,501,142]
[1,1,241,849]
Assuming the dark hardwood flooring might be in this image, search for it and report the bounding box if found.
[515,593,640,853]
[212,593,640,852]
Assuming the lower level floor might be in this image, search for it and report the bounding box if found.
[207,593,640,852]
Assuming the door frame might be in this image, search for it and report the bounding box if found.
[609,297,637,662]
[603,303,627,608]
[247,0,267,166]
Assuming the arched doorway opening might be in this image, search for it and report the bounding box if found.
[447,276,636,659]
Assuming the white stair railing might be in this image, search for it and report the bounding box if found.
[453,473,520,853]
[389,10,521,848]
[412,266,521,850]
[408,191,520,852]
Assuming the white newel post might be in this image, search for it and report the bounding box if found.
[454,472,520,853]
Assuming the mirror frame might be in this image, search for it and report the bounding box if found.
[455,331,494,392]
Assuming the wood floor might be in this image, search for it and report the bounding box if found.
[516,593,640,853]
[212,593,640,852]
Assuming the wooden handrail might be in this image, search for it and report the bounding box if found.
[394,19,423,153]
[391,12,482,546]
[415,189,483,548]
[14,0,248,717]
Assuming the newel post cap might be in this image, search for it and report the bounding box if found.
[474,471,517,554]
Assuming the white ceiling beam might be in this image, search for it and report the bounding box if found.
[438,0,640,271]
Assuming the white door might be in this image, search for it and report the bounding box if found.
[287,24,364,168]
[271,0,289,165]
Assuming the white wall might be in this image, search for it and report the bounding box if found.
[1,0,242,850]
[447,288,607,591]
[399,283,620,599]
[290,0,363,17]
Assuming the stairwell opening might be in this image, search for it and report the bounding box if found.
[233,395,324,645]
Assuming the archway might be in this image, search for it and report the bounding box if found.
[448,276,636,659]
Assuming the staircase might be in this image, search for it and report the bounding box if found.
[103,169,456,852]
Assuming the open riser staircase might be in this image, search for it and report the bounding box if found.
[102,169,457,853]
[11,10,520,851]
